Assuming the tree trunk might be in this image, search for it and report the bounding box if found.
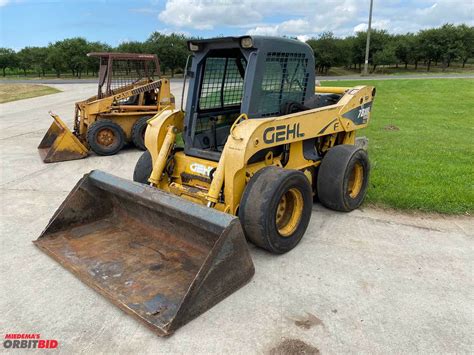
[405,62,408,69]
[427,60,431,71]
[462,58,467,68]
[442,59,447,72]
[396,63,398,68]
[23,69,27,76]
[415,61,418,70]
[2,67,5,77]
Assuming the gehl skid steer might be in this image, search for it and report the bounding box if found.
[35,36,375,335]
[38,52,174,163]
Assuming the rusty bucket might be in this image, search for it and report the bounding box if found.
[34,170,254,336]
[38,113,88,163]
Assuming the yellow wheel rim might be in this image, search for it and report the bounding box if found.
[97,128,116,147]
[276,188,304,237]
[348,162,364,199]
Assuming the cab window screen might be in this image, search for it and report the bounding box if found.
[258,52,309,116]
[199,57,246,110]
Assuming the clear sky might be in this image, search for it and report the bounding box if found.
[1,0,473,50]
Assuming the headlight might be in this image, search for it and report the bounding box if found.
[188,42,200,51]
[240,37,253,48]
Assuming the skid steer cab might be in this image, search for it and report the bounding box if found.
[38,52,175,163]
[35,36,375,336]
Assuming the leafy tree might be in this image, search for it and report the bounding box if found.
[54,37,89,77]
[336,37,354,69]
[146,32,188,76]
[116,41,147,53]
[408,35,424,70]
[86,41,111,76]
[373,44,397,72]
[307,32,346,74]
[350,29,392,71]
[438,24,461,69]
[28,47,49,76]
[0,48,16,76]
[419,28,443,71]
[46,43,66,77]
[456,24,474,68]
[16,47,35,76]
[307,32,354,74]
[351,32,367,69]
[2,23,473,78]
[394,33,414,69]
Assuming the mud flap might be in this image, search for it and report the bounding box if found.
[34,170,255,336]
[38,113,89,163]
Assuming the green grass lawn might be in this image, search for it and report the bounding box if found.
[0,84,60,103]
[323,63,474,76]
[322,78,474,215]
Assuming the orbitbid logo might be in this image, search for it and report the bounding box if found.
[3,334,58,349]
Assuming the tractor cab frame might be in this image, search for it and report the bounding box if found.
[183,36,315,161]
[89,52,161,99]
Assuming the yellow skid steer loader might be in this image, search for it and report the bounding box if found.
[38,52,175,163]
[35,36,375,336]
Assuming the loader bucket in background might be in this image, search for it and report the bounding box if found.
[38,114,89,163]
[34,170,255,336]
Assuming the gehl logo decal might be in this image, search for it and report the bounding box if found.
[263,123,304,144]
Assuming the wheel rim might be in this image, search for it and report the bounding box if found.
[348,162,364,198]
[96,128,116,147]
[275,188,304,237]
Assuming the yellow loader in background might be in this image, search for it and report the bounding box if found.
[38,52,175,163]
[35,36,375,335]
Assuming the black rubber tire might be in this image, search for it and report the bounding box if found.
[131,116,152,151]
[239,166,313,254]
[87,119,125,156]
[317,144,370,212]
[133,150,153,184]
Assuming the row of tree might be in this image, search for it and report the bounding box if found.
[308,24,473,74]
[0,32,188,78]
[0,24,472,77]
